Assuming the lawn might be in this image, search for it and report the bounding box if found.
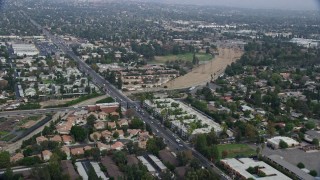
[152,53,213,64]
[217,144,255,158]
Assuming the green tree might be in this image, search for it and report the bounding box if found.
[113,151,127,166]
[85,148,101,161]
[284,123,294,132]
[129,117,144,129]
[87,114,97,127]
[245,123,257,140]
[185,168,218,180]
[297,162,305,169]
[190,159,201,169]
[146,137,166,156]
[279,140,289,149]
[309,170,317,177]
[117,104,123,118]
[146,123,152,134]
[48,153,63,180]
[117,76,122,89]
[267,122,276,136]
[256,147,261,156]
[305,121,316,130]
[312,138,319,146]
[0,151,10,168]
[70,126,87,142]
[195,134,208,154]
[177,152,189,166]
[31,164,51,180]
[113,131,119,139]
[208,146,220,162]
[3,167,13,180]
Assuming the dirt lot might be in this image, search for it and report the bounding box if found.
[164,48,243,90]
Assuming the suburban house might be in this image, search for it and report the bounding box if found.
[42,150,52,161]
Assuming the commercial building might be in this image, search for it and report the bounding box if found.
[267,136,300,149]
[221,158,291,180]
[12,43,39,56]
[266,155,314,180]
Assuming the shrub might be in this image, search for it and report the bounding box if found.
[297,162,305,169]
[309,170,317,177]
[279,140,288,149]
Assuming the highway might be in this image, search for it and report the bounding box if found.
[21,11,231,180]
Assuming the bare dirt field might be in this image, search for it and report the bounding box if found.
[164,48,243,90]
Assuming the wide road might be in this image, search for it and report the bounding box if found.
[0,106,84,117]
[22,11,230,180]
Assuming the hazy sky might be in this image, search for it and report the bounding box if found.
[159,0,320,10]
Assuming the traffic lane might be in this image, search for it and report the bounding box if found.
[135,112,183,150]
[135,112,179,148]
[135,107,229,177]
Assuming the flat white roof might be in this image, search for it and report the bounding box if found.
[221,158,291,180]
[90,162,108,180]
[137,156,156,173]
[12,43,39,56]
[148,154,167,170]
[75,162,88,180]
[267,136,299,146]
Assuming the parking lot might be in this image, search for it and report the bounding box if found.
[261,146,320,175]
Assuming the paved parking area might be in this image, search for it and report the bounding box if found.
[261,146,320,175]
